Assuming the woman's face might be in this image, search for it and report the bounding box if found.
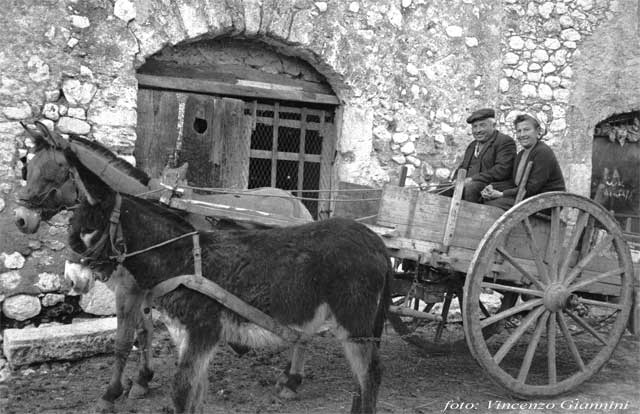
[515,120,540,149]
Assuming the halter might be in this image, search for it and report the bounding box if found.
[68,192,203,281]
[20,146,80,214]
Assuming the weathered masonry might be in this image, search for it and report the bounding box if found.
[0,0,638,322]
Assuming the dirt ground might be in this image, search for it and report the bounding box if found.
[6,322,639,414]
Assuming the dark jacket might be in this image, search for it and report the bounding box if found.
[458,130,516,184]
[493,140,566,198]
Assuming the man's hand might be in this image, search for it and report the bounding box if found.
[481,184,503,200]
[464,177,473,184]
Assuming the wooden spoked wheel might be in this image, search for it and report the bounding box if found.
[463,192,634,397]
[389,274,518,354]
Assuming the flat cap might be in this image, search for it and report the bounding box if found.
[466,108,495,124]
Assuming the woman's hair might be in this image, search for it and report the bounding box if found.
[513,114,546,137]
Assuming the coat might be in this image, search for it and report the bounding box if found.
[458,130,516,184]
[492,140,566,198]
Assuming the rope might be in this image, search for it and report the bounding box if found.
[109,230,199,261]
[176,185,384,194]
[134,187,165,197]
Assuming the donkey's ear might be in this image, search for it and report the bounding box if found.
[34,120,68,149]
[21,121,45,143]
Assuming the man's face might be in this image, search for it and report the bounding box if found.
[471,119,495,143]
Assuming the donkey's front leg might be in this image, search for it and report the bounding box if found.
[127,296,154,399]
[96,282,145,412]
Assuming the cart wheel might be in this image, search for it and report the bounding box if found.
[463,192,634,397]
[389,277,518,353]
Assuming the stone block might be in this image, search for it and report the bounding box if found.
[2,294,41,321]
[79,280,116,316]
[3,318,116,367]
[57,117,91,135]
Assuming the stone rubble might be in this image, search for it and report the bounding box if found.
[2,252,25,270]
[2,295,41,321]
[79,281,116,316]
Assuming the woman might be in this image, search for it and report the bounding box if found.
[481,114,565,210]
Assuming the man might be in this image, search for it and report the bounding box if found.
[455,108,516,203]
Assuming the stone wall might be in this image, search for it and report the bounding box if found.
[0,0,638,326]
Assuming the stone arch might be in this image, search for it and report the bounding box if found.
[129,1,349,101]
[561,0,640,195]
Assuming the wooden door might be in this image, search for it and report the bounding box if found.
[135,88,179,178]
[177,95,251,189]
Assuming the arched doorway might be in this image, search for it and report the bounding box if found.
[134,37,339,219]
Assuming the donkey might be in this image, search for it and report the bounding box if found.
[16,124,391,413]
[15,122,324,403]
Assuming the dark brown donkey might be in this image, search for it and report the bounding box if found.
[16,125,391,413]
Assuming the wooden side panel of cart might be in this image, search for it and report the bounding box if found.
[372,184,625,297]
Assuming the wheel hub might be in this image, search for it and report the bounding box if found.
[543,283,569,312]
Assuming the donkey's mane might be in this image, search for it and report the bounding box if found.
[69,135,150,186]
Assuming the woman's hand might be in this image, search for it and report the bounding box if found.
[481,184,503,200]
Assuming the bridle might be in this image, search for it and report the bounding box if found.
[68,192,201,282]
[19,147,80,216]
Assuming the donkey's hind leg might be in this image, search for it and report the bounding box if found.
[276,344,306,399]
[128,298,154,399]
[341,340,382,414]
[172,333,218,414]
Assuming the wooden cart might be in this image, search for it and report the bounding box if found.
[154,170,636,399]
[368,172,635,398]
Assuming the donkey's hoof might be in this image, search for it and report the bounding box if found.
[95,398,115,413]
[128,381,149,399]
[276,385,297,400]
[275,372,288,389]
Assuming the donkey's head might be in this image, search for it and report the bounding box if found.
[15,122,79,233]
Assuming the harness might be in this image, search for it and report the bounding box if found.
[72,193,310,346]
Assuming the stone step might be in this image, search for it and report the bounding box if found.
[3,317,116,367]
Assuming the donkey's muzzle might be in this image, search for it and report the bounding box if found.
[14,206,41,234]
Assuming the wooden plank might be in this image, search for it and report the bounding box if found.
[255,103,330,118]
[135,88,179,178]
[220,98,251,189]
[367,223,623,296]
[138,61,335,96]
[254,116,324,130]
[332,182,381,224]
[177,95,217,187]
[515,162,533,203]
[271,102,279,187]
[376,185,504,250]
[442,170,466,251]
[210,97,225,186]
[297,108,307,197]
[136,74,340,105]
[318,113,335,219]
[250,149,321,163]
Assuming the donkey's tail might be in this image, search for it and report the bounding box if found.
[373,259,392,345]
